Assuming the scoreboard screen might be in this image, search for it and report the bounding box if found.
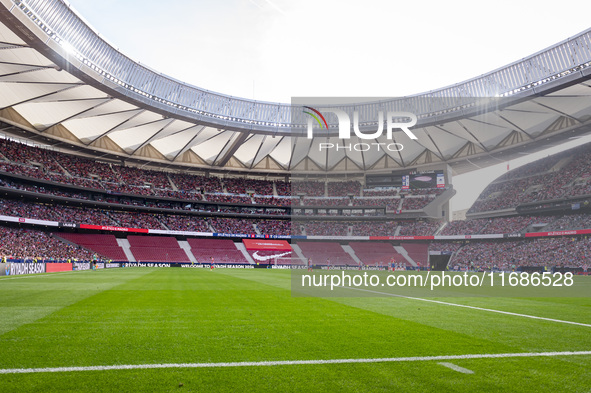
[366,169,445,189]
[402,171,445,189]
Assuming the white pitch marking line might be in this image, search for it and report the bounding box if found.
[438,362,474,374]
[339,286,591,328]
[0,351,590,375]
[0,271,84,281]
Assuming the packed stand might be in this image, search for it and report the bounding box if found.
[543,213,591,232]
[209,218,256,234]
[327,180,361,196]
[400,188,445,197]
[480,216,536,234]
[224,177,274,195]
[169,173,222,193]
[0,198,116,226]
[302,197,350,207]
[441,219,488,236]
[108,211,165,229]
[256,220,291,236]
[275,181,290,196]
[56,153,120,183]
[451,237,591,270]
[397,221,440,236]
[291,180,325,196]
[0,138,63,173]
[253,196,292,207]
[0,226,95,261]
[363,188,399,197]
[352,197,396,207]
[401,196,434,210]
[155,214,210,232]
[351,221,397,236]
[300,221,349,236]
[469,144,591,213]
[204,194,253,204]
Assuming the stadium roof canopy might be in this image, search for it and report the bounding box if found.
[1,0,591,176]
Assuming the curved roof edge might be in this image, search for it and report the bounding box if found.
[3,0,591,135]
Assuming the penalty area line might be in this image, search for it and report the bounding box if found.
[339,286,591,328]
[438,362,474,374]
[0,351,590,374]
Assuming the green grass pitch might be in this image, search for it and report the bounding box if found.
[0,268,590,392]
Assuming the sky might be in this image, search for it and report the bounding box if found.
[64,0,591,212]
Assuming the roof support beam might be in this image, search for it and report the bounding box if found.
[84,109,145,146]
[0,84,83,111]
[213,132,249,167]
[170,125,207,162]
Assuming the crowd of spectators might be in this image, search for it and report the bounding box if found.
[253,196,292,207]
[0,175,292,217]
[327,180,361,196]
[57,153,120,183]
[0,226,96,261]
[256,220,291,236]
[400,188,445,197]
[291,181,325,196]
[543,213,591,232]
[0,160,77,185]
[302,197,350,207]
[156,214,210,232]
[152,189,202,200]
[352,197,396,207]
[397,221,441,236]
[401,197,434,210]
[168,173,222,193]
[451,237,591,269]
[300,221,349,236]
[442,216,562,236]
[275,181,290,196]
[441,219,488,236]
[0,177,90,200]
[498,155,563,182]
[452,240,523,270]
[0,138,293,201]
[0,196,444,238]
[223,177,274,195]
[107,211,165,229]
[469,144,591,213]
[0,138,63,173]
[363,188,399,197]
[0,138,458,217]
[479,216,535,234]
[351,222,397,236]
[0,199,115,226]
[116,166,170,189]
[209,218,256,234]
[204,194,253,204]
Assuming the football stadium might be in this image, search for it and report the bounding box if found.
[0,0,591,391]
